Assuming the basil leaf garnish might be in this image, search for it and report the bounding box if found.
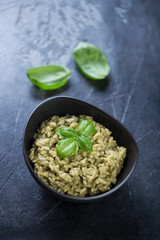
[56,138,78,158]
[56,119,96,158]
[77,134,93,152]
[27,65,72,90]
[56,127,77,138]
[73,42,110,80]
[78,120,96,137]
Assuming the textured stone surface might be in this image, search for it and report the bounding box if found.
[0,0,160,239]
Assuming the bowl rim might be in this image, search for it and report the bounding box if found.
[23,96,139,202]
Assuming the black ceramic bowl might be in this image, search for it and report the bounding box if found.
[23,96,138,202]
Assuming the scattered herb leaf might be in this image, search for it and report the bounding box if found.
[73,42,110,80]
[27,65,72,90]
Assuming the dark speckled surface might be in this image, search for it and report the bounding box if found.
[0,0,160,239]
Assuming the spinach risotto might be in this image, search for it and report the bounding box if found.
[29,115,126,197]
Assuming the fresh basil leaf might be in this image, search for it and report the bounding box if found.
[73,42,110,80]
[78,120,96,137]
[56,127,77,138]
[77,134,93,152]
[56,138,78,158]
[27,65,72,90]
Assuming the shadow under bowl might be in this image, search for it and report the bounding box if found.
[23,96,138,203]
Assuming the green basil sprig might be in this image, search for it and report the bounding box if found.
[73,42,110,80]
[27,65,72,90]
[56,120,96,158]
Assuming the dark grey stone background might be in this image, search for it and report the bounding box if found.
[0,0,159,239]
